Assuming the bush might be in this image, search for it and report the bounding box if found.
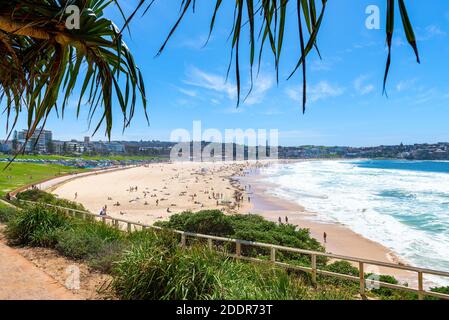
[113,229,334,300]
[113,231,201,300]
[56,219,124,272]
[320,261,360,289]
[6,205,69,247]
[17,189,85,211]
[367,274,412,299]
[326,261,359,276]
[157,210,327,266]
[425,286,449,300]
[156,210,234,236]
[0,207,18,223]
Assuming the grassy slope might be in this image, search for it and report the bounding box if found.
[0,163,87,196]
[0,154,162,161]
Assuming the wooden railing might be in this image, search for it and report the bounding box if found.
[17,200,449,300]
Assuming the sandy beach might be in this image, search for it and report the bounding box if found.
[50,160,417,284]
[51,161,254,225]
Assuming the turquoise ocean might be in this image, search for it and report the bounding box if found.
[260,160,449,285]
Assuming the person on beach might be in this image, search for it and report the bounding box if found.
[323,232,327,243]
[278,217,282,224]
[74,192,78,199]
[285,216,289,224]
[99,205,107,216]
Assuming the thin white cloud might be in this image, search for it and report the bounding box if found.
[353,75,375,95]
[286,81,344,103]
[184,66,236,99]
[176,34,211,50]
[417,25,446,41]
[244,74,274,105]
[178,88,198,97]
[183,66,273,106]
[396,78,417,92]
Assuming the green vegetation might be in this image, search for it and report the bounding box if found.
[16,189,85,211]
[2,198,448,300]
[0,162,87,196]
[6,205,69,247]
[0,203,351,300]
[112,232,335,300]
[0,206,16,223]
[155,210,326,266]
[0,154,71,161]
[0,154,162,162]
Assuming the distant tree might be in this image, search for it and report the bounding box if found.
[46,140,55,154]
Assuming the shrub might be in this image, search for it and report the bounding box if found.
[158,210,327,266]
[56,219,124,271]
[214,260,310,300]
[368,274,407,299]
[6,205,69,247]
[320,261,360,289]
[156,210,234,236]
[425,286,449,300]
[0,207,18,223]
[17,189,55,203]
[112,231,191,300]
[113,229,350,300]
[326,261,359,276]
[17,189,85,210]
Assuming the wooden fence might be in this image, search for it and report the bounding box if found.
[17,200,449,300]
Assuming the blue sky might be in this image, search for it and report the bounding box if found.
[3,0,449,146]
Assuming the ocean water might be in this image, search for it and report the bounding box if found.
[260,160,449,285]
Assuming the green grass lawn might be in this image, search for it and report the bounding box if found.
[0,154,71,161]
[0,162,88,196]
[0,154,163,161]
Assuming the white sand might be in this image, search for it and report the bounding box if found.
[51,160,417,284]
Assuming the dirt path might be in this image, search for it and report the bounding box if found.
[0,227,77,300]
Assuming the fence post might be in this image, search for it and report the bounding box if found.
[127,222,132,233]
[418,272,424,300]
[311,254,317,286]
[208,238,213,250]
[236,241,241,258]
[359,262,365,297]
[181,234,186,248]
[102,217,106,223]
[270,247,276,263]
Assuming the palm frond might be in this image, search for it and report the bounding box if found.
[152,0,420,111]
[0,0,147,147]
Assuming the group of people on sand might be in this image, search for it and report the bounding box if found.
[129,186,138,192]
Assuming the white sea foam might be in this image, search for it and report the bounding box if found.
[260,160,449,286]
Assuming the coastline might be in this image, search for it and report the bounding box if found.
[50,160,417,284]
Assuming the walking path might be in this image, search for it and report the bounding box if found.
[0,230,77,300]
[0,165,136,300]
